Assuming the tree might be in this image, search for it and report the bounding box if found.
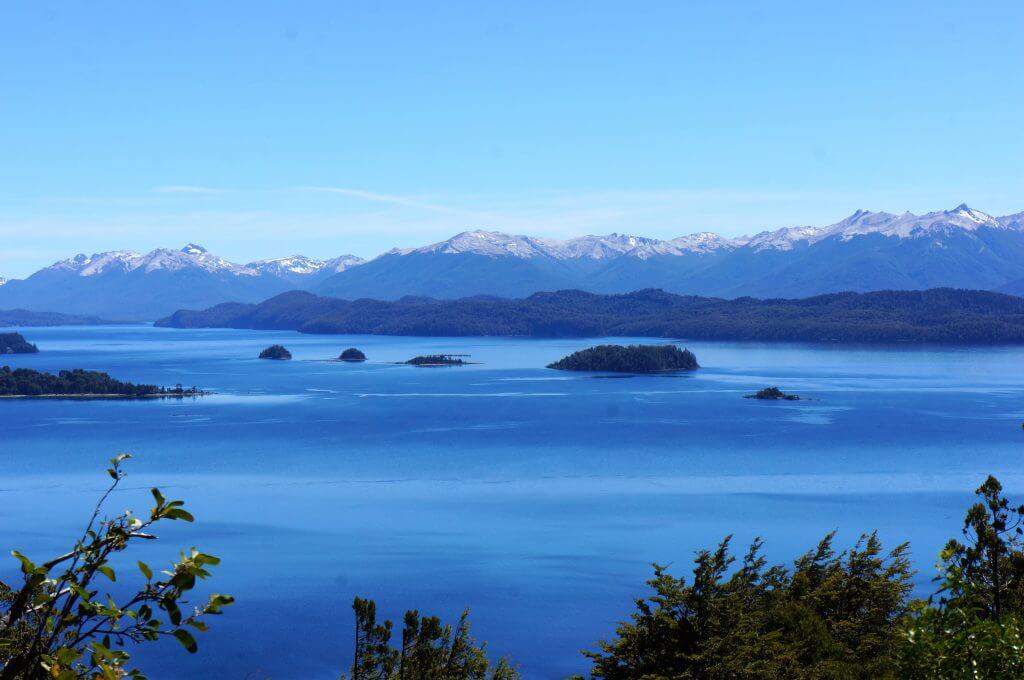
[939,475,1024,620]
[0,455,233,680]
[581,533,913,679]
[343,598,518,680]
[896,475,1024,678]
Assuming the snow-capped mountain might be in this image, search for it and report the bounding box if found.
[6,204,1024,317]
[246,253,366,285]
[313,204,1024,300]
[0,244,364,320]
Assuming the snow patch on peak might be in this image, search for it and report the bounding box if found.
[414,230,550,259]
[181,243,207,255]
[321,255,365,273]
[0,276,6,287]
[744,226,824,251]
[670,232,744,254]
[249,255,325,276]
[552,233,668,259]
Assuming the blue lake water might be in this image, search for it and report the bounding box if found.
[2,326,1024,678]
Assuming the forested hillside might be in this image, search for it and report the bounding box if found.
[158,287,1024,344]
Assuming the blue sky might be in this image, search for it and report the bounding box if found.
[1,1,1022,277]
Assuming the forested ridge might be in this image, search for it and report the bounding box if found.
[157,287,1024,344]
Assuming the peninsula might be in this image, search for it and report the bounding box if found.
[0,366,204,399]
[0,333,38,354]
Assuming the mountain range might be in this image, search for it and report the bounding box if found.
[4,204,1024,320]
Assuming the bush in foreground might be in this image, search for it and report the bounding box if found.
[0,456,232,680]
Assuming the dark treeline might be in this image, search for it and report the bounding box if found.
[157,287,1024,344]
[0,333,38,354]
[0,366,201,397]
[548,344,699,372]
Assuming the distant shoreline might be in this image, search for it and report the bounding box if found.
[155,288,1024,346]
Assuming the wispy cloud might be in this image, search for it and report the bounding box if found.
[154,185,226,194]
[293,186,468,215]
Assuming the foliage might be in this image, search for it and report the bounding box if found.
[896,602,1024,678]
[548,344,698,373]
[339,348,367,361]
[342,597,519,680]
[158,287,1024,344]
[939,475,1024,619]
[0,334,38,355]
[896,476,1024,678]
[0,367,200,398]
[258,344,292,360]
[580,532,913,679]
[0,455,233,679]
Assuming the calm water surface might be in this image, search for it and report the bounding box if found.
[2,326,1023,678]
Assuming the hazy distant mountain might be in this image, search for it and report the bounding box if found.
[0,309,120,327]
[7,204,1024,319]
[0,244,364,320]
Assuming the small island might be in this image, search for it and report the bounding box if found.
[0,332,39,354]
[547,344,699,373]
[258,344,292,360]
[339,348,367,362]
[405,354,468,367]
[745,386,801,401]
[0,366,204,399]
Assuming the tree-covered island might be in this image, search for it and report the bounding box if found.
[258,344,292,360]
[339,347,366,361]
[404,354,468,366]
[0,332,39,354]
[548,344,698,373]
[0,366,204,398]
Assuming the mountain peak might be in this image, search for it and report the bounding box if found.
[181,243,207,255]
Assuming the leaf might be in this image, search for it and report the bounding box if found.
[138,561,153,580]
[56,646,83,665]
[173,628,198,653]
[11,550,36,574]
[151,487,165,507]
[164,508,195,522]
[97,564,116,582]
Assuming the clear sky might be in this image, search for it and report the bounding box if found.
[2,1,1023,277]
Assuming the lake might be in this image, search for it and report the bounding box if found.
[2,326,1023,678]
